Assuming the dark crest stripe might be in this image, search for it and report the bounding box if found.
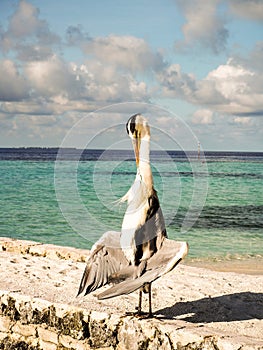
[126,114,140,135]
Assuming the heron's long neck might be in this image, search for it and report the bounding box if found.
[138,137,153,191]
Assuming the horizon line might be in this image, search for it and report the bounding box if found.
[0,147,263,154]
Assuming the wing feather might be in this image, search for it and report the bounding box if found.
[77,231,129,296]
[98,239,188,299]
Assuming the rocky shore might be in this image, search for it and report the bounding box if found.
[0,237,262,349]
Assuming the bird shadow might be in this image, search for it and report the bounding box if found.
[155,292,263,323]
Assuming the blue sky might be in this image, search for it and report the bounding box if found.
[0,0,262,150]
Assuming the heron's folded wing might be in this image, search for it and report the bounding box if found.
[77,231,129,296]
[98,240,188,299]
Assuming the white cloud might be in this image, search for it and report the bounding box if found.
[157,63,196,98]
[157,63,227,106]
[73,60,150,102]
[235,41,263,77]
[229,0,263,21]
[206,59,254,99]
[0,0,262,150]
[159,58,263,116]
[0,54,150,121]
[8,0,45,38]
[0,0,59,58]
[24,55,81,98]
[0,60,29,101]
[204,59,263,114]
[175,0,229,53]
[155,116,174,128]
[0,112,14,130]
[79,33,165,73]
[193,79,227,105]
[175,0,263,53]
[233,116,253,125]
[192,109,213,124]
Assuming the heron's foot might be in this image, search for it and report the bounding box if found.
[124,308,154,319]
[140,311,154,319]
[136,311,154,319]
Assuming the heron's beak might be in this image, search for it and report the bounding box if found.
[132,137,140,167]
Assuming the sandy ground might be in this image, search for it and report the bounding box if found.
[185,257,263,275]
[0,241,263,347]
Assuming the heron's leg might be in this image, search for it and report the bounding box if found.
[148,283,153,317]
[138,288,143,314]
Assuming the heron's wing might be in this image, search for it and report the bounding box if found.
[97,239,188,300]
[77,231,129,296]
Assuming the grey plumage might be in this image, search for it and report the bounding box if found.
[77,230,188,299]
[98,239,188,299]
[77,231,128,296]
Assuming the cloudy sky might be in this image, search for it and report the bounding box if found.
[0,0,262,150]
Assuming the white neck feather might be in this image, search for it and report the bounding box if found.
[138,136,153,191]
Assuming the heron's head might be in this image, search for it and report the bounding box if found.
[126,114,150,167]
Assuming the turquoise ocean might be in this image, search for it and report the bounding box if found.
[0,148,262,261]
